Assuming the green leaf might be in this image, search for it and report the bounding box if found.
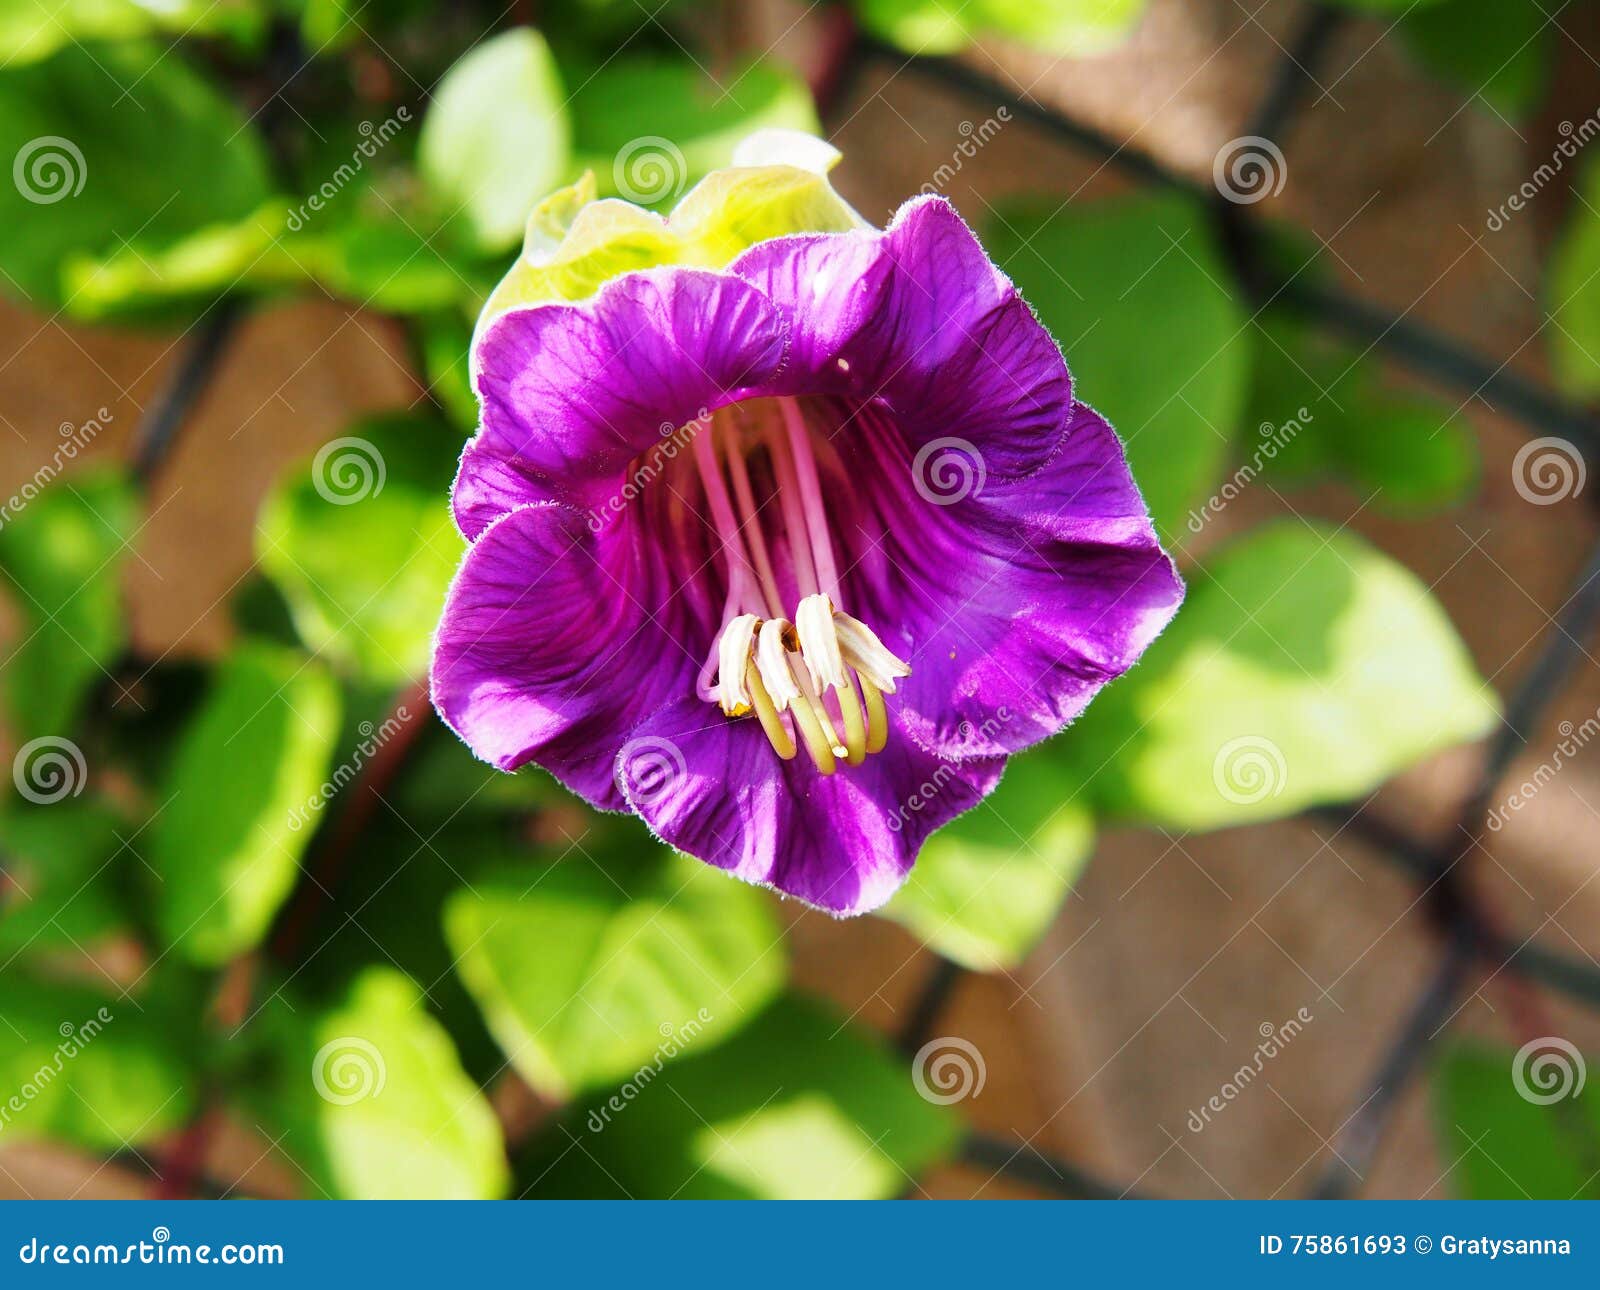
[985,193,1248,539]
[0,0,268,66]
[856,0,1148,56]
[1398,0,1551,117]
[0,41,275,308]
[1434,1041,1600,1199]
[0,467,132,740]
[1242,318,1477,516]
[884,752,1094,970]
[444,847,786,1100]
[257,414,463,684]
[0,800,128,955]
[0,976,192,1150]
[418,27,570,253]
[1325,394,1478,512]
[415,311,479,432]
[520,994,961,1198]
[252,967,508,1198]
[1549,160,1600,400]
[570,56,818,206]
[63,202,307,321]
[150,640,341,965]
[1070,520,1500,829]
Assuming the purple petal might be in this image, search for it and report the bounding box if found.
[729,197,1069,481]
[622,697,1004,915]
[457,268,789,539]
[835,401,1184,761]
[430,502,701,809]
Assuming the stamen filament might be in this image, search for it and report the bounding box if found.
[720,412,785,619]
[692,417,761,607]
[836,668,868,764]
[764,418,821,597]
[780,398,840,602]
[860,675,889,754]
[787,679,838,775]
[745,660,796,760]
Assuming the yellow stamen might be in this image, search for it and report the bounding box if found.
[746,660,795,760]
[860,674,889,754]
[787,681,838,775]
[836,668,868,765]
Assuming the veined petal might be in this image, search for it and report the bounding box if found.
[456,268,788,538]
[430,502,699,808]
[729,196,1069,481]
[622,696,1003,915]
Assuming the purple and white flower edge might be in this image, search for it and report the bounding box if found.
[431,192,1184,916]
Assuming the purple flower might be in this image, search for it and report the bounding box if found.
[431,195,1182,915]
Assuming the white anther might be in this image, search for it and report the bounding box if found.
[716,614,761,716]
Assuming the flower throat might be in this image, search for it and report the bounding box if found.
[688,397,910,774]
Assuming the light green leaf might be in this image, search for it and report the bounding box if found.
[151,640,341,964]
[0,467,132,740]
[1398,0,1551,117]
[571,57,818,206]
[1070,520,1500,829]
[1549,159,1600,400]
[256,967,508,1199]
[985,193,1249,539]
[445,847,786,1100]
[520,994,961,1198]
[0,0,268,65]
[0,41,276,307]
[257,415,462,684]
[1434,1041,1600,1199]
[418,27,570,252]
[884,752,1094,970]
[63,202,307,321]
[476,155,861,334]
[856,0,1148,56]
[0,977,191,1150]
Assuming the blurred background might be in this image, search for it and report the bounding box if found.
[1,0,1599,1200]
